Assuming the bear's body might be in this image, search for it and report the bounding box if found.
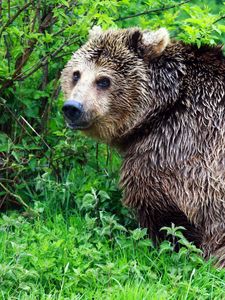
[61,27,225,265]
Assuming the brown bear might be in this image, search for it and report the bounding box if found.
[61,27,225,266]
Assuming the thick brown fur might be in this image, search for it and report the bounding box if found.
[61,27,225,266]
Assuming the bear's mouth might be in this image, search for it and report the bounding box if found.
[66,121,92,130]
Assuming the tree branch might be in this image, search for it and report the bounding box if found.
[16,34,78,81]
[114,0,191,22]
[213,14,225,24]
[31,0,41,32]
[0,182,30,209]
[0,0,2,25]
[7,0,10,19]
[0,97,51,150]
[0,3,76,92]
[0,1,33,37]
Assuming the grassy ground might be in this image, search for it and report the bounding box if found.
[1,210,225,300]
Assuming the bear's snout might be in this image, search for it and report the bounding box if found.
[62,100,89,129]
[62,100,83,122]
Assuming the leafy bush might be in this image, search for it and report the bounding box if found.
[1,212,225,299]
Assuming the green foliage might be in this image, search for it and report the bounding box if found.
[1,212,225,299]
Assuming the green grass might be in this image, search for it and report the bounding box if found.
[1,210,225,300]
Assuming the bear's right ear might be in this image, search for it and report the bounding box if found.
[89,25,103,40]
[128,28,170,61]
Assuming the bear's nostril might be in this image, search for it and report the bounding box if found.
[63,105,81,120]
[62,100,83,122]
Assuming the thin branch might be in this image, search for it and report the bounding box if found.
[20,116,51,150]
[13,9,57,78]
[4,35,11,72]
[54,51,73,60]
[0,3,76,92]
[213,14,225,24]
[0,0,2,25]
[7,0,10,19]
[31,0,41,32]
[114,0,191,22]
[14,40,37,77]
[16,34,78,81]
[51,34,78,57]
[0,194,7,210]
[0,182,30,209]
[0,97,51,151]
[52,27,68,37]
[0,1,33,37]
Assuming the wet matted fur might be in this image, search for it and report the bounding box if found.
[61,27,225,266]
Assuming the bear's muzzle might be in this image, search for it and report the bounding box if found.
[62,99,90,129]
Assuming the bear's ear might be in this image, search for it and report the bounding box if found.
[127,29,142,53]
[128,28,170,61]
[142,28,170,59]
[89,25,103,40]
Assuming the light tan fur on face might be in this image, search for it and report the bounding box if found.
[72,61,110,116]
[61,59,113,126]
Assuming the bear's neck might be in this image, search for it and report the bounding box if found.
[111,108,159,154]
[112,99,186,155]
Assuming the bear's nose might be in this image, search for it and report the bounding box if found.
[62,100,84,122]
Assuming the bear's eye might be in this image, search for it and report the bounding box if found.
[73,71,80,83]
[96,77,111,90]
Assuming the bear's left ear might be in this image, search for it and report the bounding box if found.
[89,25,103,40]
[128,28,170,61]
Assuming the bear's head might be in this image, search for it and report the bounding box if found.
[61,27,170,143]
